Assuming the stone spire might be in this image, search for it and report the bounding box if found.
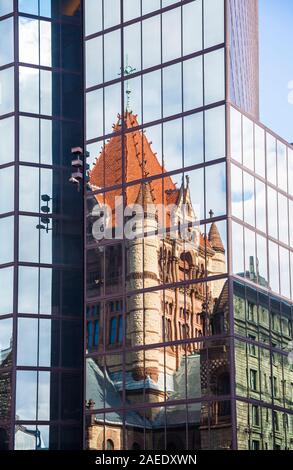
[208,223,225,253]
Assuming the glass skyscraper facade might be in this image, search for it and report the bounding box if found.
[0,0,292,451]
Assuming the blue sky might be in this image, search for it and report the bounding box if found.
[259,0,293,142]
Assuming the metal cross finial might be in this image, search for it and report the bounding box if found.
[120,54,136,112]
[209,209,214,219]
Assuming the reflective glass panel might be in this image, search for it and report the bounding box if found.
[0,165,14,213]
[0,317,12,367]
[18,266,38,314]
[0,267,13,315]
[85,0,102,36]
[183,112,204,167]
[254,124,265,177]
[0,67,14,115]
[0,117,14,164]
[162,7,181,63]
[205,162,226,218]
[230,107,242,163]
[142,15,161,70]
[204,49,225,105]
[205,105,225,161]
[183,56,203,111]
[204,0,224,48]
[266,133,277,185]
[15,371,37,421]
[0,0,13,17]
[0,17,13,67]
[0,216,14,264]
[86,36,103,88]
[183,0,202,55]
[17,318,38,367]
[163,63,182,117]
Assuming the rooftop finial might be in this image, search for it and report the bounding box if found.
[122,54,136,112]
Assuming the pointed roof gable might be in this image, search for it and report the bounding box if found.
[208,223,225,253]
[90,112,176,209]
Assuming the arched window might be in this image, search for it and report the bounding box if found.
[106,439,114,450]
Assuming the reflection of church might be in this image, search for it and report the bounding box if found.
[85,113,231,450]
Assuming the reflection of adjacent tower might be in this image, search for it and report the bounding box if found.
[126,182,162,400]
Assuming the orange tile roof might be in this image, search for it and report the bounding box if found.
[89,112,216,252]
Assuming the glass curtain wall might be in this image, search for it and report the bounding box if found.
[230,104,293,450]
[0,0,84,450]
[84,0,230,450]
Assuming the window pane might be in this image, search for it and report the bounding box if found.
[85,0,102,36]
[163,63,182,117]
[0,165,14,213]
[0,67,14,115]
[256,234,267,286]
[19,216,39,263]
[205,163,226,218]
[124,22,141,74]
[86,88,103,140]
[123,0,140,21]
[205,105,225,161]
[0,216,14,264]
[277,141,287,192]
[0,17,13,67]
[255,179,266,233]
[142,0,160,15]
[19,116,39,163]
[183,56,203,111]
[143,70,161,123]
[19,166,39,213]
[86,36,103,88]
[104,29,121,82]
[204,0,224,48]
[232,222,244,275]
[16,371,37,421]
[267,187,278,239]
[19,17,39,65]
[204,49,225,105]
[18,266,38,314]
[243,116,254,170]
[104,0,120,30]
[142,16,161,70]
[230,107,242,163]
[0,317,13,367]
[269,241,279,294]
[243,171,255,227]
[162,7,181,63]
[183,112,204,167]
[266,133,277,185]
[19,0,38,15]
[0,0,13,16]
[163,118,182,172]
[278,193,288,245]
[279,247,290,299]
[19,66,39,114]
[183,0,202,55]
[254,124,265,177]
[0,266,14,315]
[0,117,14,164]
[17,318,38,367]
[231,164,243,220]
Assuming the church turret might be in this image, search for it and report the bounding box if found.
[207,223,226,298]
